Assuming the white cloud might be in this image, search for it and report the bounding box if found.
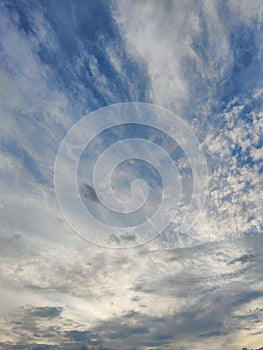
[0,1,263,348]
[113,0,263,244]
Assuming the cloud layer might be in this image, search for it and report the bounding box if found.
[0,0,262,349]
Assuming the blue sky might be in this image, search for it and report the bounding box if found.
[0,0,263,349]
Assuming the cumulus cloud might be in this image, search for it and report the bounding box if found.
[113,0,263,244]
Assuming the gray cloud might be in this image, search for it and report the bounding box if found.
[24,306,63,319]
[79,184,99,203]
[228,253,256,265]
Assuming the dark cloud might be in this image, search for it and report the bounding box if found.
[65,330,100,345]
[228,253,256,265]
[108,232,136,245]
[79,184,99,202]
[119,233,136,242]
[25,306,63,319]
[1,238,263,349]
[0,342,92,350]
[0,342,57,349]
[89,288,263,349]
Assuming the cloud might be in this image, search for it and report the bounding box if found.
[1,238,263,348]
[79,183,99,202]
[0,0,263,349]
[113,0,263,244]
[24,306,63,319]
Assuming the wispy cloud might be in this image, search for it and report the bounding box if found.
[0,0,263,349]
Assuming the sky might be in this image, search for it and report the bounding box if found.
[0,0,263,349]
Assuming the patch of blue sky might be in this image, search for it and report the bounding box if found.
[110,158,163,196]
[187,4,263,132]
[77,122,189,189]
[1,0,151,188]
[21,0,150,112]
[1,137,47,185]
[3,0,35,35]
